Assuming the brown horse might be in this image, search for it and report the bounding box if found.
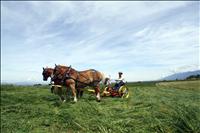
[42,67,65,101]
[52,64,105,102]
[42,67,54,81]
[42,67,84,101]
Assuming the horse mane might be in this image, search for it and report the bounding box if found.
[47,67,54,70]
[56,65,68,68]
[56,65,77,71]
[57,65,67,67]
[44,67,54,71]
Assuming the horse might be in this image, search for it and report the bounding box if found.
[52,64,106,102]
[42,67,84,102]
[42,67,65,101]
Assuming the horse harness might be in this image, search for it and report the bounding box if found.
[62,67,101,87]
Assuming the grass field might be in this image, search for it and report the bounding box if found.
[1,80,200,133]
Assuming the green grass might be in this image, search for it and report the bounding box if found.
[156,80,200,90]
[1,81,200,133]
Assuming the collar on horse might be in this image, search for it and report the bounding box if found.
[65,65,72,78]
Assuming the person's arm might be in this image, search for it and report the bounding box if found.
[119,77,125,82]
[115,78,124,83]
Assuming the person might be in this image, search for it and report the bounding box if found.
[113,72,125,90]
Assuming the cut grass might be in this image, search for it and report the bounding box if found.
[1,80,200,133]
[156,80,200,90]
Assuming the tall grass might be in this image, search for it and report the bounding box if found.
[1,81,200,133]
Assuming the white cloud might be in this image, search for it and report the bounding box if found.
[1,1,199,82]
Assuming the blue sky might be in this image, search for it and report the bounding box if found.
[1,1,199,83]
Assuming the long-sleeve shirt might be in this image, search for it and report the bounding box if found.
[115,76,125,84]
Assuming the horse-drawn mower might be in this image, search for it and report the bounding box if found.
[101,83,129,98]
[79,82,130,99]
[49,83,129,102]
[43,65,129,102]
[49,80,130,100]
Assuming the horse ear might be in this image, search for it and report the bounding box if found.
[43,67,45,70]
[55,64,57,67]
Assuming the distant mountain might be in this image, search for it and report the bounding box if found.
[1,81,46,86]
[162,70,200,81]
[14,81,42,85]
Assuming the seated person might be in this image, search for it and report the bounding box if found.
[113,72,125,91]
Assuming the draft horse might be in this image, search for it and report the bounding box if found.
[52,64,105,102]
[42,67,84,101]
[42,67,65,100]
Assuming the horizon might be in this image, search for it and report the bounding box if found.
[1,1,199,83]
[1,69,200,85]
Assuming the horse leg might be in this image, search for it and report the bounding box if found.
[69,83,77,102]
[61,87,67,103]
[95,85,101,102]
[76,88,84,98]
[51,86,54,93]
[76,88,80,98]
[80,90,84,98]
[60,95,65,102]
[65,87,70,101]
[57,87,65,102]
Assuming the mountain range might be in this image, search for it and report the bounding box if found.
[162,70,200,81]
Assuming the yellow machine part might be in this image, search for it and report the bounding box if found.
[118,86,129,98]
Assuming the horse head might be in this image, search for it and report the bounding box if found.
[42,67,54,81]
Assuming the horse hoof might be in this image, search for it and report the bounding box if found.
[72,101,77,103]
[96,99,101,102]
[73,99,77,103]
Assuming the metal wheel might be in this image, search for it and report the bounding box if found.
[101,87,111,96]
[118,86,129,98]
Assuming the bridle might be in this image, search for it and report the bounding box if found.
[43,69,51,81]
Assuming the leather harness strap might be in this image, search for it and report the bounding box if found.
[62,68,101,87]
